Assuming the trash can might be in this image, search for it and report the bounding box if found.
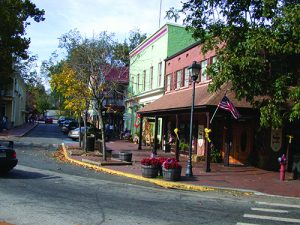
[85,136,95,151]
[119,152,132,162]
[105,149,112,159]
[95,140,103,153]
[292,154,300,180]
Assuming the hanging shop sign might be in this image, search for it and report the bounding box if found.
[270,128,282,152]
[134,114,141,128]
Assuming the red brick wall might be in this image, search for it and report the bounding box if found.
[165,44,217,93]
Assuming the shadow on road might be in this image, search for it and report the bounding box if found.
[0,169,61,180]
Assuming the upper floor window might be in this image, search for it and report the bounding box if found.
[201,59,208,82]
[130,76,134,94]
[137,74,140,93]
[176,70,182,89]
[166,74,172,92]
[158,62,162,87]
[143,70,146,91]
[150,66,153,90]
[210,56,218,79]
[184,67,190,87]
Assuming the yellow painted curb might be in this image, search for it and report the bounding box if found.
[61,144,253,195]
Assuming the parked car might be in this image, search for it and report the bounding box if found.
[45,117,53,124]
[58,117,74,126]
[0,141,18,173]
[68,126,101,141]
[61,121,79,134]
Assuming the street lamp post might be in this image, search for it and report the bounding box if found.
[186,61,201,177]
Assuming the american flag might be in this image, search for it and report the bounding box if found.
[218,96,241,119]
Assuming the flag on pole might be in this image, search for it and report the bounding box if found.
[218,96,241,119]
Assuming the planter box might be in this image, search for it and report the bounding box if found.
[141,165,159,178]
[119,152,132,162]
[162,167,182,181]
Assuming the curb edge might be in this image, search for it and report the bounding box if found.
[61,143,256,196]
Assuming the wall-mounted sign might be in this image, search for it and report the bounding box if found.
[271,128,282,152]
[198,125,204,147]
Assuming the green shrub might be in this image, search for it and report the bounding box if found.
[210,146,221,163]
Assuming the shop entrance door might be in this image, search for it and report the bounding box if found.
[231,122,253,164]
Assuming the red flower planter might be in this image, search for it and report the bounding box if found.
[162,167,182,181]
[141,165,159,178]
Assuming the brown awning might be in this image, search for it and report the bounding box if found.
[138,83,252,115]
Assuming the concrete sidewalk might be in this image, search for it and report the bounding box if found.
[0,123,37,137]
[2,123,300,198]
[63,140,300,198]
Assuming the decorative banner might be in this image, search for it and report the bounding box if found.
[287,135,294,144]
[134,114,141,128]
[174,128,179,140]
[271,128,282,152]
[204,128,212,143]
[198,125,204,147]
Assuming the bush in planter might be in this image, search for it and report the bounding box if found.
[210,146,221,163]
[179,142,189,151]
[141,158,160,178]
[162,158,182,181]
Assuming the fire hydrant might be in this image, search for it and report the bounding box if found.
[278,154,287,181]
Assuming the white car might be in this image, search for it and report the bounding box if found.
[68,127,85,140]
[68,126,101,141]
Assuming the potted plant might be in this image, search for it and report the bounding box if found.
[162,158,182,181]
[158,157,168,176]
[141,157,160,178]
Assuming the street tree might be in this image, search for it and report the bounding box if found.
[57,30,121,158]
[51,63,92,149]
[0,0,44,119]
[114,29,147,66]
[168,0,300,128]
[26,82,49,118]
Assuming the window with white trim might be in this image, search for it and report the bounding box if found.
[166,74,172,92]
[176,70,182,89]
[184,67,190,87]
[137,74,140,93]
[158,62,162,87]
[143,70,146,91]
[201,59,208,82]
[150,66,153,89]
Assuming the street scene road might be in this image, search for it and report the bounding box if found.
[0,123,299,225]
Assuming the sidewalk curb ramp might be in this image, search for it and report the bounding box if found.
[61,143,255,196]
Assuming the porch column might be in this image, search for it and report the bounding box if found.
[205,112,211,172]
[153,116,158,155]
[175,114,180,161]
[138,115,143,150]
[223,116,231,166]
[162,117,166,150]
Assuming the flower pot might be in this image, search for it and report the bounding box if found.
[162,167,182,181]
[141,165,159,178]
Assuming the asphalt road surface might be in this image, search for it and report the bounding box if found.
[0,123,299,225]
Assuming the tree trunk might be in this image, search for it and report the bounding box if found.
[97,108,107,160]
[83,111,88,152]
[78,117,82,147]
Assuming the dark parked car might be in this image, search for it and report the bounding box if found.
[0,141,18,173]
[61,121,79,134]
[45,117,53,124]
[58,117,74,126]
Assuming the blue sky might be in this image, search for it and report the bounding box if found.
[26,0,184,67]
